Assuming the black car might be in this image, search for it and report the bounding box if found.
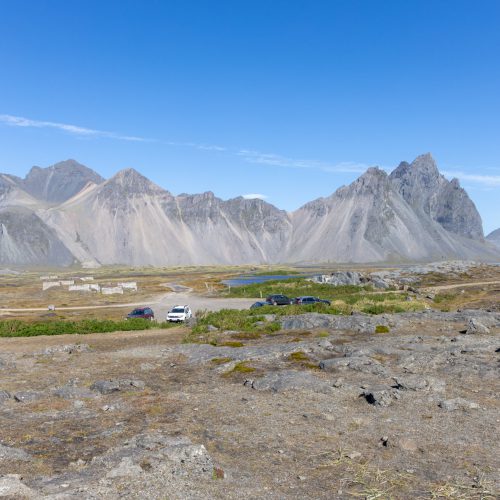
[265,294,292,306]
[126,307,155,320]
[250,301,268,309]
[294,296,331,306]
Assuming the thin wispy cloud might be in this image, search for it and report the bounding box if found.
[0,114,231,150]
[196,144,227,152]
[0,114,152,143]
[1,113,372,176]
[442,170,500,187]
[165,141,227,151]
[242,193,268,200]
[237,149,368,173]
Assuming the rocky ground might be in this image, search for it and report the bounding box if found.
[0,306,499,499]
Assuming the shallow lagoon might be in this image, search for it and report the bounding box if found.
[222,274,310,287]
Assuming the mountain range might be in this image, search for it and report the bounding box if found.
[0,154,498,267]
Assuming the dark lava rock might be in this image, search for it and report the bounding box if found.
[360,386,400,407]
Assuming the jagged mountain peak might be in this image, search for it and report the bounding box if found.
[99,168,170,200]
[108,168,160,188]
[29,158,87,173]
[110,167,145,182]
[197,190,216,199]
[390,153,439,184]
[177,191,218,206]
[229,195,270,206]
[26,159,104,182]
[390,153,483,239]
[353,166,389,188]
[298,166,390,217]
[390,153,438,184]
[360,166,388,180]
[337,166,389,199]
[226,194,289,215]
[224,196,292,234]
[411,152,437,168]
[19,159,104,204]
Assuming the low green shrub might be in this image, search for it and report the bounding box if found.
[0,318,175,338]
[375,325,390,333]
[223,361,255,375]
[362,304,406,315]
[192,309,263,334]
[370,292,406,302]
[433,293,457,304]
[220,341,244,348]
[288,351,310,362]
[231,331,262,340]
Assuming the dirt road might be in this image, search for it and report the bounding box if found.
[0,288,255,317]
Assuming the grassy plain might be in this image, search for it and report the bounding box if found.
[1,263,499,336]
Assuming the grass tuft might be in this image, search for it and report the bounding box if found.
[211,357,232,365]
[288,351,310,361]
[224,361,255,375]
[220,341,244,348]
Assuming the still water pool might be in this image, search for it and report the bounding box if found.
[222,274,309,287]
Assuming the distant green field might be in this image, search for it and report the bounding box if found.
[223,278,427,316]
[225,277,375,299]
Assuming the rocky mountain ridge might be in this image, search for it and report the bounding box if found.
[288,155,496,263]
[0,154,498,266]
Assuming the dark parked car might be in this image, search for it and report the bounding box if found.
[265,294,292,306]
[126,307,155,320]
[294,296,331,306]
[250,301,268,309]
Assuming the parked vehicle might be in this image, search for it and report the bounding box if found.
[167,305,192,322]
[294,296,331,306]
[126,307,155,320]
[265,294,292,306]
[250,301,268,309]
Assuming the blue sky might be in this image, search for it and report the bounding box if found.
[0,0,499,233]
